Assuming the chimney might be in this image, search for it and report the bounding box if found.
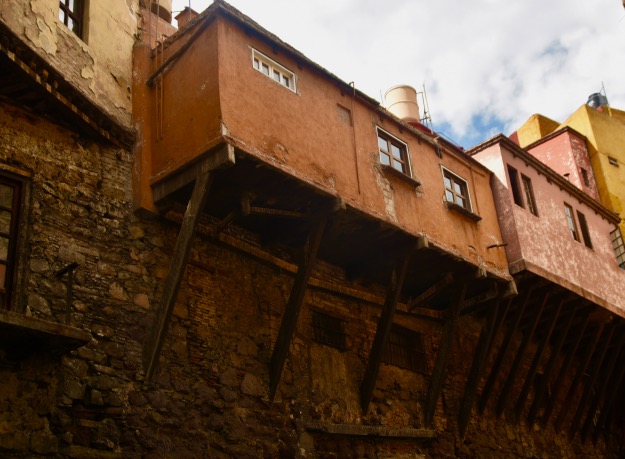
[175,7,200,28]
[384,85,421,125]
[150,0,173,23]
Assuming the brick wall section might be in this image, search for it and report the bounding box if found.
[0,102,618,457]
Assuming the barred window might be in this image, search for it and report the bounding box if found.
[312,310,346,350]
[0,175,22,310]
[59,0,85,39]
[382,325,427,374]
[611,228,625,269]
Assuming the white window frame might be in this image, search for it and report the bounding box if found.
[251,48,296,92]
[376,127,413,177]
[441,166,474,212]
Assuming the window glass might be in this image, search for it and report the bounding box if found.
[443,169,470,211]
[564,204,579,241]
[252,49,297,92]
[377,130,409,175]
[0,237,7,260]
[521,175,538,216]
[0,184,13,207]
[0,210,11,234]
[391,144,402,159]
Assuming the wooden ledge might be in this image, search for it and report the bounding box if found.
[303,421,436,440]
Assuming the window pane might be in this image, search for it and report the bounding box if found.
[253,58,259,70]
[59,9,66,22]
[445,190,454,202]
[454,182,463,195]
[283,76,290,88]
[378,136,388,152]
[456,196,465,207]
[0,237,8,260]
[391,144,402,159]
[380,152,390,166]
[261,63,269,75]
[0,263,5,288]
[69,0,75,10]
[0,210,11,234]
[444,177,451,189]
[273,70,280,82]
[392,159,404,172]
[0,185,13,208]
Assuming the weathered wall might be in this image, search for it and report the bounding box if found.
[0,0,139,127]
[1,101,620,458]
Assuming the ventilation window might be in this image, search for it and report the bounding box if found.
[581,168,590,187]
[312,310,346,350]
[608,157,619,167]
[252,49,296,92]
[382,325,427,374]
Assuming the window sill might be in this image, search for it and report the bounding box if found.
[381,165,421,187]
[445,201,482,222]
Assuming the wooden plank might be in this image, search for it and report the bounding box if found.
[360,252,411,413]
[143,171,213,381]
[514,298,565,419]
[496,290,550,417]
[527,303,579,426]
[580,328,625,442]
[407,272,453,311]
[565,323,614,435]
[458,298,508,438]
[541,312,591,427]
[478,286,534,414]
[424,277,468,427]
[269,213,328,399]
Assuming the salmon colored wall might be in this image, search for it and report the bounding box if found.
[216,17,507,275]
[474,143,625,316]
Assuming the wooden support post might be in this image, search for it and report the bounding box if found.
[360,252,411,413]
[592,347,625,443]
[458,298,508,438]
[478,286,533,414]
[580,329,625,442]
[541,312,590,427]
[424,277,468,427]
[269,213,328,400]
[143,172,213,381]
[527,303,579,426]
[555,321,606,432]
[566,323,614,437]
[514,298,565,419]
[496,290,550,417]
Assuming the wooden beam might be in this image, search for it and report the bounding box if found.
[424,277,469,427]
[541,312,591,427]
[565,323,614,436]
[143,171,213,381]
[527,303,580,427]
[514,297,565,419]
[592,347,625,443]
[360,252,412,413]
[269,212,328,399]
[461,281,499,315]
[496,290,550,417]
[478,286,534,414]
[554,321,606,432]
[458,298,509,438]
[580,328,625,442]
[407,272,453,311]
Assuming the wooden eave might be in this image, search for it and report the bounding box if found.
[0,20,134,148]
[467,134,621,225]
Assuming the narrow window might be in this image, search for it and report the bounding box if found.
[611,228,625,269]
[581,168,590,187]
[59,0,85,39]
[252,49,297,92]
[377,130,409,175]
[0,176,21,310]
[521,174,538,216]
[608,157,619,167]
[507,165,524,208]
[443,169,470,210]
[312,310,346,350]
[564,203,579,242]
[382,325,427,374]
[576,211,592,249]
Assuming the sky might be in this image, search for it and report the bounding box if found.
[171,0,625,149]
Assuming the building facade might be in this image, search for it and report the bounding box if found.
[0,0,623,458]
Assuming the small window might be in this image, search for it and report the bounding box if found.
[576,211,592,249]
[252,49,296,92]
[521,174,538,216]
[59,0,85,39]
[312,310,346,350]
[382,325,427,374]
[377,130,409,175]
[564,203,580,242]
[0,176,22,310]
[507,165,524,208]
[443,168,471,210]
[611,228,625,269]
[337,105,352,126]
[581,168,590,187]
[608,157,619,167]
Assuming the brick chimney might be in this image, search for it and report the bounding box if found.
[175,7,200,28]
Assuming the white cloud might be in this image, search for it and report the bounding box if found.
[172,0,625,147]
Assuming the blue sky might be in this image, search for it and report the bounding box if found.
[171,0,625,149]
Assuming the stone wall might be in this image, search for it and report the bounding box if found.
[0,102,620,457]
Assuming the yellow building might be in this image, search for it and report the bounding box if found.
[513,100,625,268]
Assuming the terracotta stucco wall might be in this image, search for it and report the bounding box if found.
[1,0,139,127]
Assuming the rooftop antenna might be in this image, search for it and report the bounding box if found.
[417,84,433,131]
